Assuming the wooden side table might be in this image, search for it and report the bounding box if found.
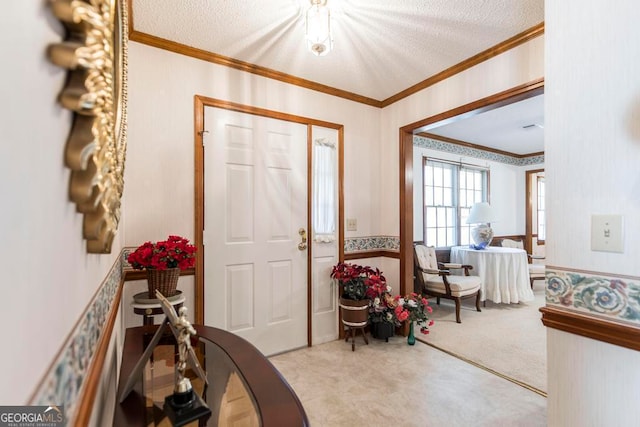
[114,325,310,426]
[132,291,185,325]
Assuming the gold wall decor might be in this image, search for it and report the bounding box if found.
[48,0,129,253]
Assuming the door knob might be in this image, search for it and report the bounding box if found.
[298,228,307,250]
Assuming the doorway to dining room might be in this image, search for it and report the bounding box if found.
[397,79,547,393]
[398,78,545,293]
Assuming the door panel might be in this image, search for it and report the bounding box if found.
[204,107,308,355]
[268,260,293,323]
[226,165,254,242]
[226,264,254,331]
[310,126,339,345]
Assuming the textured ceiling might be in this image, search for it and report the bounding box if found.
[428,94,545,156]
[131,0,545,155]
[132,0,544,102]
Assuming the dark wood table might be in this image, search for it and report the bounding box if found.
[114,324,309,426]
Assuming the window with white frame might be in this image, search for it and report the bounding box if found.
[312,138,337,242]
[537,177,545,241]
[423,158,489,247]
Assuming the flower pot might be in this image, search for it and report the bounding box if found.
[339,297,369,327]
[372,322,395,342]
[147,268,181,298]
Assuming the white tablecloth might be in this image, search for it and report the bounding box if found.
[450,246,534,304]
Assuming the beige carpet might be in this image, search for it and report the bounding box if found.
[270,334,546,426]
[417,284,547,394]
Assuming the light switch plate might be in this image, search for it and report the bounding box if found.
[591,214,624,253]
[346,218,357,231]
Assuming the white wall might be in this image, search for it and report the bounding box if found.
[546,1,640,276]
[546,0,640,424]
[1,3,124,403]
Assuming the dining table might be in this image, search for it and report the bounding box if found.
[450,245,535,304]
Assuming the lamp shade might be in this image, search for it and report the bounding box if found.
[466,202,494,224]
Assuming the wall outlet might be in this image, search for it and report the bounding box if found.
[346,218,357,231]
[591,214,624,253]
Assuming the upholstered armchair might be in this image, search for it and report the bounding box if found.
[500,238,545,288]
[413,244,482,323]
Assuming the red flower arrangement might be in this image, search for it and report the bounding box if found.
[127,235,197,271]
[330,262,434,335]
[394,292,433,334]
[330,262,386,300]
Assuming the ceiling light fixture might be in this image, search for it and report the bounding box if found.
[305,0,333,56]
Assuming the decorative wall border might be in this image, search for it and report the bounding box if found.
[344,236,400,253]
[545,267,640,325]
[541,267,640,352]
[29,253,124,424]
[414,136,544,166]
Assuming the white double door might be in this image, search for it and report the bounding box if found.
[203,107,310,356]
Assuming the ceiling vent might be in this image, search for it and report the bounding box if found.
[522,123,544,129]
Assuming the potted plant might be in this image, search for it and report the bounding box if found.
[362,272,398,341]
[330,262,382,345]
[369,292,400,341]
[127,235,197,297]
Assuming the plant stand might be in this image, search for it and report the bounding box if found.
[339,298,369,351]
[344,325,368,351]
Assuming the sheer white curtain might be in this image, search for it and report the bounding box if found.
[313,138,336,242]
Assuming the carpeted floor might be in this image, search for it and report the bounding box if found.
[417,283,547,394]
[270,332,546,426]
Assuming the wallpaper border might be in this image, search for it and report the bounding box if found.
[344,235,400,253]
[414,136,544,166]
[545,267,640,326]
[29,252,124,423]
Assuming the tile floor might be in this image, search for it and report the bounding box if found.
[269,335,547,427]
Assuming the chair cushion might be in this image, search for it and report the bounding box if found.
[415,244,438,270]
[501,238,524,249]
[528,263,546,277]
[424,275,481,297]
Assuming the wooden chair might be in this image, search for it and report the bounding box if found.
[500,238,546,289]
[413,244,482,323]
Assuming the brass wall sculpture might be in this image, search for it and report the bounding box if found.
[48,0,129,253]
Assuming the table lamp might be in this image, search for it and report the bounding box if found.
[467,202,495,249]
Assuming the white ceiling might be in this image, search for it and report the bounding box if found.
[426,94,545,156]
[132,0,545,154]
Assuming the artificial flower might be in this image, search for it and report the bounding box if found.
[127,235,197,271]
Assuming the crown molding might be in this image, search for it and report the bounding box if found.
[380,22,544,107]
[128,30,383,108]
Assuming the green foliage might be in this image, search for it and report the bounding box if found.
[341,277,368,300]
